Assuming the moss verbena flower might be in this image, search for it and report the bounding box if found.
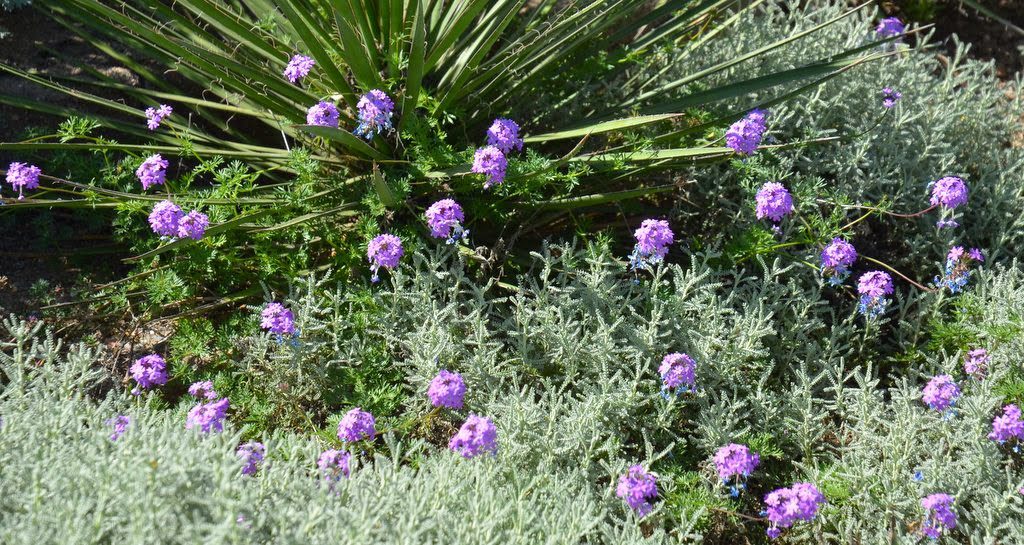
[177,210,209,240]
[145,104,172,131]
[260,302,296,336]
[130,354,168,394]
[6,162,41,199]
[338,407,376,442]
[367,233,403,283]
[935,246,983,293]
[136,154,169,190]
[755,182,794,223]
[354,89,394,139]
[148,200,184,237]
[107,415,131,441]
[283,54,315,83]
[989,404,1024,443]
[922,374,960,412]
[764,482,825,539]
[471,146,507,189]
[920,493,957,539]
[428,369,466,409]
[318,449,351,482]
[186,397,230,433]
[425,199,467,243]
[659,352,696,395]
[237,441,265,475]
[616,465,658,517]
[629,219,674,271]
[713,444,760,497]
[726,109,768,155]
[820,238,857,286]
[486,118,523,154]
[856,271,893,319]
[188,380,217,400]
[449,414,498,458]
[306,101,340,128]
[882,87,902,108]
[964,348,990,379]
[875,17,905,38]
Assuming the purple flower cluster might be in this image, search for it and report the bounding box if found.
[875,17,906,38]
[136,154,169,190]
[6,162,41,199]
[147,201,209,240]
[237,441,266,475]
[936,246,983,293]
[367,233,404,283]
[930,176,968,211]
[318,449,352,481]
[283,54,315,83]
[130,354,168,394]
[920,493,957,539]
[764,482,825,539]
[107,415,131,441]
[882,87,902,109]
[486,118,523,154]
[145,104,173,130]
[428,369,466,409]
[425,198,467,243]
[449,414,498,458]
[188,380,217,400]
[338,407,376,442]
[354,90,394,139]
[714,444,759,497]
[306,101,340,128]
[856,271,893,319]
[630,219,674,271]
[260,302,296,336]
[964,348,990,379]
[659,352,696,394]
[616,465,658,517]
[922,375,960,412]
[472,145,508,189]
[178,210,210,240]
[989,404,1024,443]
[726,109,769,155]
[755,182,794,223]
[820,238,857,285]
[186,397,230,433]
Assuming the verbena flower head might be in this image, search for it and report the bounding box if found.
[367,234,404,283]
[107,415,131,441]
[6,162,41,199]
[921,493,957,539]
[630,219,674,271]
[188,380,217,400]
[989,404,1024,443]
[820,238,857,285]
[659,352,696,393]
[726,109,768,155]
[472,146,508,189]
[936,246,983,293]
[857,271,893,319]
[237,441,265,476]
[338,407,376,442]
[283,54,315,83]
[186,397,230,433]
[764,482,825,539]
[306,101,340,128]
[425,198,467,243]
[130,354,168,393]
[260,302,296,336]
[755,182,794,223]
[317,449,351,481]
[922,375,960,412]
[136,154,169,190]
[448,414,498,458]
[354,89,394,139]
[616,465,658,517]
[875,17,905,38]
[144,104,172,130]
[714,444,760,497]
[148,200,183,237]
[428,369,466,409]
[882,87,902,109]
[177,210,209,240]
[964,348,990,379]
[486,118,523,154]
[929,176,968,209]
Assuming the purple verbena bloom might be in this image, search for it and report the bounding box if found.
[936,245,984,293]
[965,348,990,379]
[989,404,1024,443]
[177,210,209,240]
[922,375,960,412]
[630,219,674,271]
[260,302,296,336]
[337,407,376,442]
[875,17,906,38]
[472,146,507,189]
[185,397,230,433]
[755,182,794,223]
[188,380,218,400]
[857,271,893,319]
[354,89,394,139]
[107,415,131,441]
[130,354,168,394]
[764,482,825,538]
[318,449,352,481]
[425,198,467,243]
[930,176,968,209]
[306,101,340,128]
[237,441,266,476]
[283,54,315,83]
[659,352,696,393]
[448,414,498,458]
[616,465,658,517]
[145,104,173,131]
[486,118,523,154]
[726,109,768,155]
[428,369,466,409]
[882,87,902,109]
[148,200,184,237]
[921,493,957,539]
[136,154,169,190]
[714,444,759,496]
[6,162,41,199]
[820,238,857,285]
[367,233,404,283]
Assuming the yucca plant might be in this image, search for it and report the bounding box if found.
[0,0,901,316]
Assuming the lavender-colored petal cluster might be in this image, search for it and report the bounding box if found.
[820,238,857,285]
[260,302,296,336]
[428,369,466,409]
[936,245,984,293]
[130,354,168,393]
[448,414,498,458]
[283,54,315,83]
[136,154,169,190]
[338,407,376,442]
[882,87,902,109]
[764,482,825,539]
[714,443,759,496]
[306,101,340,128]
[145,104,173,130]
[6,162,41,199]
[186,397,230,433]
[630,219,674,271]
[755,182,794,223]
[921,493,957,539]
[188,380,217,400]
[922,375,960,412]
[317,449,352,481]
[472,146,508,189]
[929,176,968,209]
[989,404,1024,443]
[354,89,394,139]
[616,465,658,517]
[964,348,990,379]
[425,198,467,243]
[875,17,906,38]
[367,234,404,283]
[658,352,696,393]
[726,109,768,155]
[107,415,131,441]
[237,441,266,475]
[486,118,523,154]
[856,270,893,318]
[148,200,184,237]
[177,210,210,240]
